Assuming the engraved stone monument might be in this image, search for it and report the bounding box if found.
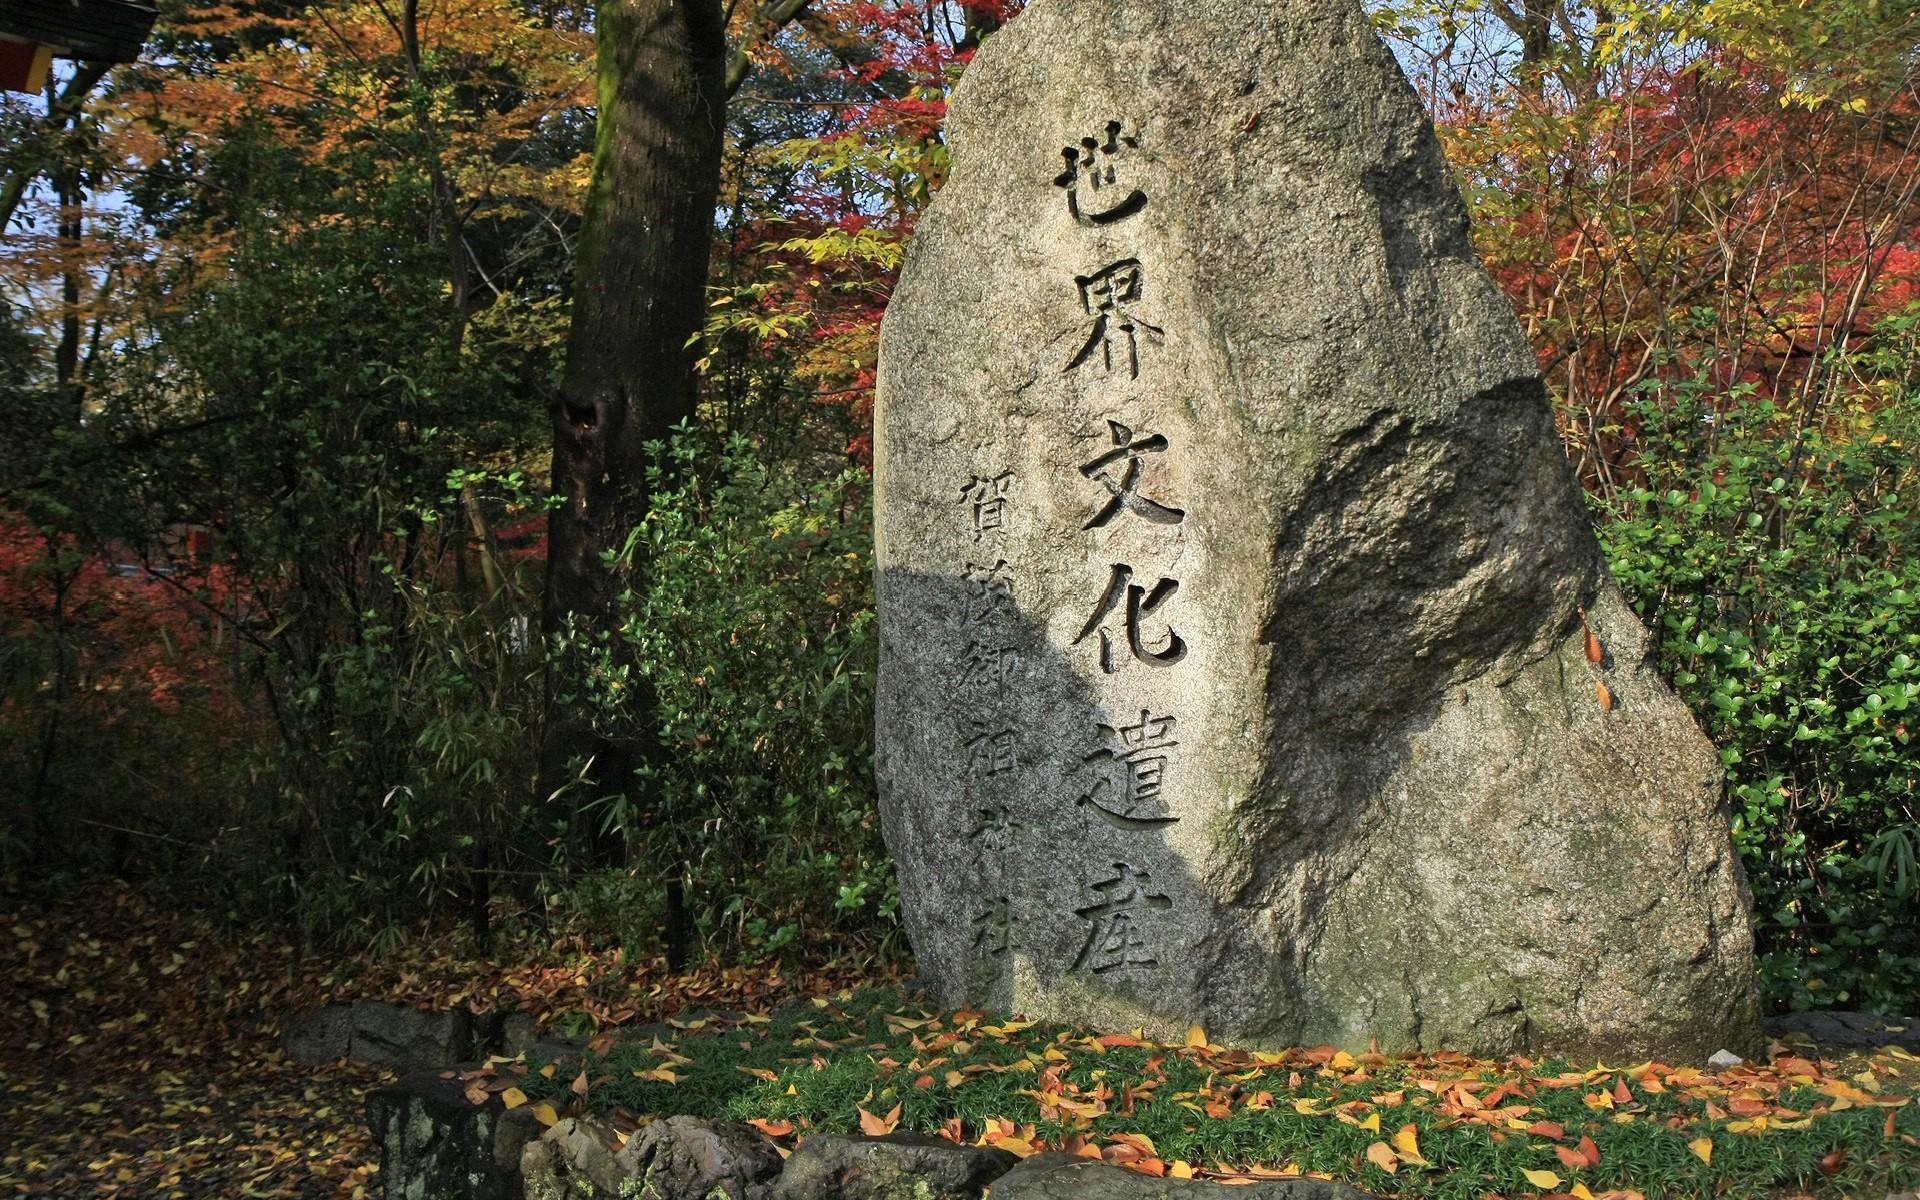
[874,0,1759,1060]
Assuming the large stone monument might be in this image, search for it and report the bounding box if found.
[874,0,1759,1060]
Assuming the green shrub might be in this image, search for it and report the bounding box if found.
[1597,317,1920,1012]
[566,430,888,958]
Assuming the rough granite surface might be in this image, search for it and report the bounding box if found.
[873,0,1760,1061]
[987,1155,1379,1200]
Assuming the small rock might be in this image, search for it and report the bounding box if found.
[614,1114,783,1200]
[521,1116,626,1200]
[283,1003,352,1064]
[500,1013,543,1059]
[1707,1049,1744,1069]
[984,1156,1378,1200]
[1764,1011,1920,1052]
[365,1071,542,1200]
[349,998,473,1072]
[772,1132,1017,1200]
[287,1000,480,1071]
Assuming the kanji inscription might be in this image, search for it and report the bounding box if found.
[1081,420,1184,530]
[1066,260,1163,380]
[1073,864,1172,973]
[1074,564,1188,673]
[1053,120,1148,227]
[1079,710,1181,830]
[964,560,1015,624]
[972,896,1013,958]
[961,471,1015,540]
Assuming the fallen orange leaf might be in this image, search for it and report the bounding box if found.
[1365,1141,1399,1174]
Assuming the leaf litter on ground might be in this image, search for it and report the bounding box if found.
[5,878,1917,1199]
[0,878,889,1198]
[505,992,1920,1200]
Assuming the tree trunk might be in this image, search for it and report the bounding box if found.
[961,2,1002,53]
[538,0,728,891]
[53,162,85,423]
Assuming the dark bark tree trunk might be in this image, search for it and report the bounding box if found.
[1489,0,1559,97]
[53,162,85,423]
[960,2,1002,53]
[538,0,729,912]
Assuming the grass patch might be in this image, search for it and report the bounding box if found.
[502,988,1920,1199]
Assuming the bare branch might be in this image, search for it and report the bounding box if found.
[726,0,812,98]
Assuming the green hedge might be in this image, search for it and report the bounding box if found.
[1596,316,1920,1012]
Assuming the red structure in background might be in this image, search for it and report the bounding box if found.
[0,36,52,92]
[0,0,156,92]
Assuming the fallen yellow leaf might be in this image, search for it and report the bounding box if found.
[1521,1167,1563,1190]
[531,1103,560,1128]
[1365,1141,1399,1174]
[500,1087,528,1110]
[1392,1123,1426,1164]
[1689,1137,1713,1164]
[1169,1161,1196,1180]
[1186,1024,1208,1048]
